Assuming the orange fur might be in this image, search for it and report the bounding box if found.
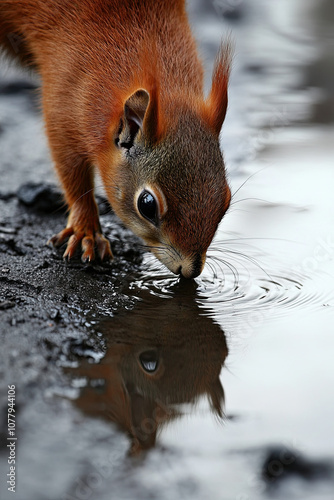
[0,0,232,277]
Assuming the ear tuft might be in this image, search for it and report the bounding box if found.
[207,39,233,136]
[208,378,225,419]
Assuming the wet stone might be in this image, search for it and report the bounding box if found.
[262,446,334,485]
[37,259,51,269]
[68,339,105,362]
[0,236,25,255]
[0,191,15,201]
[49,309,61,321]
[17,182,64,213]
[0,225,17,234]
[0,300,16,310]
[0,80,38,95]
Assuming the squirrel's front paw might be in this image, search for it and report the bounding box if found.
[48,227,113,263]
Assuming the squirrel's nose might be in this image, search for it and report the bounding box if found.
[179,253,204,279]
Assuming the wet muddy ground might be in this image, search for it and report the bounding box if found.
[1,1,334,499]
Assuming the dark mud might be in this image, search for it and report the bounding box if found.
[0,183,143,356]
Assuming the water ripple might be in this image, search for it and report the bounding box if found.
[129,246,334,322]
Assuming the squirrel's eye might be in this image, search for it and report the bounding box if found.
[137,190,158,225]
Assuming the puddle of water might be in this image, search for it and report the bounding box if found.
[63,1,334,497]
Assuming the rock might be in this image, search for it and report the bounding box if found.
[17,182,65,213]
[0,80,38,95]
[0,300,16,310]
[0,226,17,234]
[262,446,333,484]
[68,339,104,362]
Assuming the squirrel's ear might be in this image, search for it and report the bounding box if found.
[206,40,233,136]
[124,89,150,131]
[117,87,161,149]
[116,89,150,149]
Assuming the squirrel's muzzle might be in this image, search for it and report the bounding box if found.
[177,253,205,279]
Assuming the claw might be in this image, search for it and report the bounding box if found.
[63,232,84,259]
[96,233,113,261]
[47,227,74,248]
[48,226,113,263]
[81,236,95,263]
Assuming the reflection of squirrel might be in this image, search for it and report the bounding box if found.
[0,0,232,278]
[70,282,228,454]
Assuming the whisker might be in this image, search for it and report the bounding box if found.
[230,197,276,206]
[139,245,174,263]
[206,257,219,280]
[73,187,96,204]
[205,259,218,280]
[210,255,239,288]
[226,208,251,214]
[212,236,300,245]
[208,255,225,278]
[51,187,98,216]
[165,237,183,261]
[231,167,268,200]
[212,255,239,285]
[220,248,273,280]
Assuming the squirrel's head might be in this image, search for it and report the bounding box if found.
[102,47,231,278]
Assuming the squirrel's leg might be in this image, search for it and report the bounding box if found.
[48,153,113,263]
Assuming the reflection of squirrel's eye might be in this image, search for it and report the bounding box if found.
[137,190,158,225]
[139,350,159,373]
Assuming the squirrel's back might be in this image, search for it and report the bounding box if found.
[0,0,203,87]
[1,0,207,146]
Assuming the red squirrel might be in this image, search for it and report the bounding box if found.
[0,0,232,279]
